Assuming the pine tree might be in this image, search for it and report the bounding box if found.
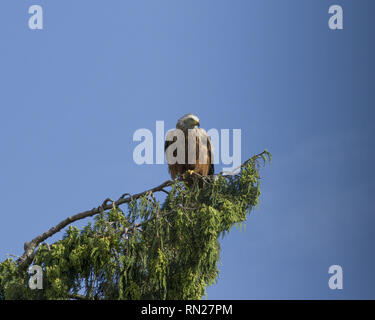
[0,151,271,300]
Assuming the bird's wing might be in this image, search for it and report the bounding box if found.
[196,128,214,175]
[165,129,177,153]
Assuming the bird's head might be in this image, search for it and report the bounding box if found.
[176,113,200,130]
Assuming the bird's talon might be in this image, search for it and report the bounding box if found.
[181,170,194,179]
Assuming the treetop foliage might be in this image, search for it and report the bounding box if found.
[0,150,271,300]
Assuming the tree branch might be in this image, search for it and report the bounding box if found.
[16,150,270,271]
[17,180,173,270]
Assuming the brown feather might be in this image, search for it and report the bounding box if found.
[165,127,214,182]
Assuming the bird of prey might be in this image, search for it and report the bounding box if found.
[165,113,214,181]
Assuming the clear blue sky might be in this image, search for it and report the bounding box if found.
[0,1,374,299]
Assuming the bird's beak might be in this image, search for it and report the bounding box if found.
[196,121,200,127]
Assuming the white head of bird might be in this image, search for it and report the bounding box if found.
[176,113,200,131]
